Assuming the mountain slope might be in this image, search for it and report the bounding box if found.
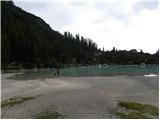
[1,1,98,69]
[1,1,158,70]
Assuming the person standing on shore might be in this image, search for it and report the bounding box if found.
[54,69,60,75]
[57,69,60,75]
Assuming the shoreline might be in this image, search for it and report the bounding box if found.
[3,72,159,81]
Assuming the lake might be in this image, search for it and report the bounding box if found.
[5,65,159,80]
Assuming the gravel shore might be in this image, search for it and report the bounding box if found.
[1,73,159,119]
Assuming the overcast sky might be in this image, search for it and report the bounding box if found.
[14,0,160,53]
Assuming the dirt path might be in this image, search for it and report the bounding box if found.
[1,73,159,118]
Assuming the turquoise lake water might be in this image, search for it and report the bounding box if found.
[7,65,159,80]
[60,65,159,76]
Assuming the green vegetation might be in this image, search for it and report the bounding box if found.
[116,101,159,119]
[116,111,152,119]
[96,48,159,65]
[35,111,63,119]
[118,101,159,116]
[1,96,37,108]
[1,1,97,69]
[1,1,159,70]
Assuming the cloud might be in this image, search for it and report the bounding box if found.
[14,0,160,53]
[132,0,158,12]
[15,2,75,30]
[15,2,49,12]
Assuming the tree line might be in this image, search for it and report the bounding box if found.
[1,1,98,69]
[1,1,159,70]
[96,48,159,65]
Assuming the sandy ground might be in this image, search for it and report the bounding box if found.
[1,73,159,119]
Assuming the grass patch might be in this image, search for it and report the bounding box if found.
[116,111,152,119]
[118,101,159,116]
[1,95,40,108]
[35,111,63,119]
[116,112,153,119]
[116,101,159,119]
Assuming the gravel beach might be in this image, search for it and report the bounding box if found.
[1,73,159,119]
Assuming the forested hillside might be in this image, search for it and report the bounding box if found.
[96,48,159,65]
[1,1,159,70]
[1,1,98,69]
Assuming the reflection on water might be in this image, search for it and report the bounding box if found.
[6,65,159,80]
